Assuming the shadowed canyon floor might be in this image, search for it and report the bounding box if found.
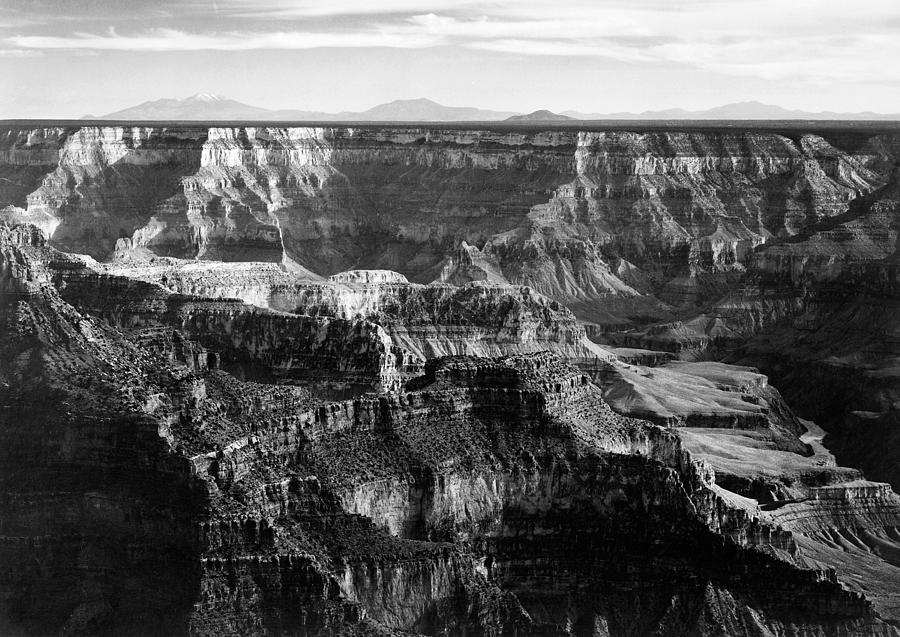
[1,123,899,635]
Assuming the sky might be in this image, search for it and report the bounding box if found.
[1,0,899,117]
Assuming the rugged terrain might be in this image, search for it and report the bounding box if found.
[1,123,899,635]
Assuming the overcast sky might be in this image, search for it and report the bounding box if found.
[1,0,899,117]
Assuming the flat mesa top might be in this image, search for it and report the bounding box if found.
[2,119,900,135]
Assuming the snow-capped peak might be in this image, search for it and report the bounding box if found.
[187,93,225,103]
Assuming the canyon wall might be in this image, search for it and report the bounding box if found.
[104,260,613,363]
[2,122,900,635]
[4,224,900,635]
[3,125,894,325]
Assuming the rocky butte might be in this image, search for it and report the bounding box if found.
[0,122,899,636]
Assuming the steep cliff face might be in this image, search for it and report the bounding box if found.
[52,257,411,395]
[4,224,899,635]
[606,158,899,492]
[0,127,205,258]
[105,259,613,364]
[2,121,900,635]
[737,168,899,493]
[0,224,205,636]
[2,125,893,326]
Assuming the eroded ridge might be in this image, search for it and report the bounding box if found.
[2,223,900,635]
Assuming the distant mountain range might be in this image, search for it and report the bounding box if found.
[562,101,900,121]
[94,95,900,122]
[505,110,575,122]
[97,95,517,122]
[98,93,274,120]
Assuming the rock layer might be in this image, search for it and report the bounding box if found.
[3,125,894,326]
[105,259,613,364]
[2,120,900,636]
[3,224,900,635]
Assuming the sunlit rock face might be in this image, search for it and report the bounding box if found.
[102,259,613,365]
[0,127,206,257]
[1,125,891,325]
[1,120,900,636]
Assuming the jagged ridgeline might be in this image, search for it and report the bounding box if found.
[0,124,899,636]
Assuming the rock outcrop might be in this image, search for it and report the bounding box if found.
[15,242,412,395]
[104,258,613,365]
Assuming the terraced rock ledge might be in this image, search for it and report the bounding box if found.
[1,122,899,635]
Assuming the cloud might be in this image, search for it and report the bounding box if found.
[218,0,488,19]
[7,27,442,51]
[405,13,640,40]
[469,38,651,62]
[0,48,42,57]
[3,0,900,85]
[412,3,900,83]
[654,34,900,83]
